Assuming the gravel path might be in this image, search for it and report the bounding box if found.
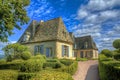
[72,60,100,80]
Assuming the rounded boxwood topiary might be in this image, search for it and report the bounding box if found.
[114,53,120,60]
[21,51,31,60]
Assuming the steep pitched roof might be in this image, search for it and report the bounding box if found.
[18,17,73,44]
[74,35,98,50]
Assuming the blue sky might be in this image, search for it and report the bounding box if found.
[0,0,120,53]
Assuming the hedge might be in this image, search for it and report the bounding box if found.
[76,57,88,61]
[59,61,78,75]
[0,70,18,80]
[0,59,24,70]
[20,59,44,72]
[43,62,62,69]
[114,53,120,60]
[99,54,120,80]
[59,59,73,66]
[31,70,73,80]
[18,72,36,80]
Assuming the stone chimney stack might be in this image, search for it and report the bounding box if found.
[32,20,37,38]
[40,20,44,23]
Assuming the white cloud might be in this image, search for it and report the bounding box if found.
[27,0,55,20]
[74,0,120,51]
[77,9,89,19]
[86,0,120,11]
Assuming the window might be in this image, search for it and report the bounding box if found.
[62,45,69,57]
[80,51,83,58]
[46,47,52,57]
[34,45,44,54]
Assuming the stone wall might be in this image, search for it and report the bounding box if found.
[56,41,75,59]
[23,41,75,59]
[75,49,98,58]
[24,41,56,56]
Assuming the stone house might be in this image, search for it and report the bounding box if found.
[18,17,98,59]
[74,36,98,58]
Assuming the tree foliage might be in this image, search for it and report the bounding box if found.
[2,43,29,61]
[0,0,30,42]
[113,39,120,51]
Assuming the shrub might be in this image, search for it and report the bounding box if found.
[59,59,73,66]
[31,70,73,80]
[6,55,13,62]
[99,54,120,80]
[114,53,120,60]
[47,59,58,62]
[21,51,31,60]
[20,59,44,72]
[0,70,18,80]
[76,57,88,61]
[101,49,113,57]
[0,59,6,64]
[59,61,78,75]
[0,59,24,70]
[43,62,62,69]
[18,72,36,80]
[31,54,46,62]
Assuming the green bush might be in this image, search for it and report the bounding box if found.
[18,72,36,80]
[76,57,88,61]
[101,49,113,57]
[59,61,78,75]
[6,55,13,62]
[20,59,44,72]
[31,54,46,61]
[114,53,120,60]
[31,70,73,80]
[43,62,62,69]
[0,59,6,64]
[0,59,24,70]
[47,59,58,62]
[59,59,73,66]
[21,51,31,60]
[0,70,18,80]
[99,54,120,80]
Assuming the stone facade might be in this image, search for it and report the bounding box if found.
[18,17,98,59]
[74,35,98,58]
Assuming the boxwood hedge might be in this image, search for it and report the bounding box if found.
[99,54,120,80]
[31,70,73,80]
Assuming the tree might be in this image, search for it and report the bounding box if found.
[113,39,120,52]
[101,49,112,57]
[2,43,29,61]
[0,0,30,42]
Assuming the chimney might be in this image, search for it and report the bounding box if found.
[32,20,37,38]
[40,20,44,23]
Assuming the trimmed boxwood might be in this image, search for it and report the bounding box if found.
[99,54,120,80]
[46,59,58,62]
[0,59,24,70]
[0,70,18,80]
[21,51,31,60]
[114,53,120,60]
[20,59,44,72]
[31,70,73,80]
[59,61,78,75]
[18,72,36,80]
[43,62,62,69]
[59,59,73,66]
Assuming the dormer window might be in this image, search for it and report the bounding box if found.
[84,42,88,48]
[23,32,30,42]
